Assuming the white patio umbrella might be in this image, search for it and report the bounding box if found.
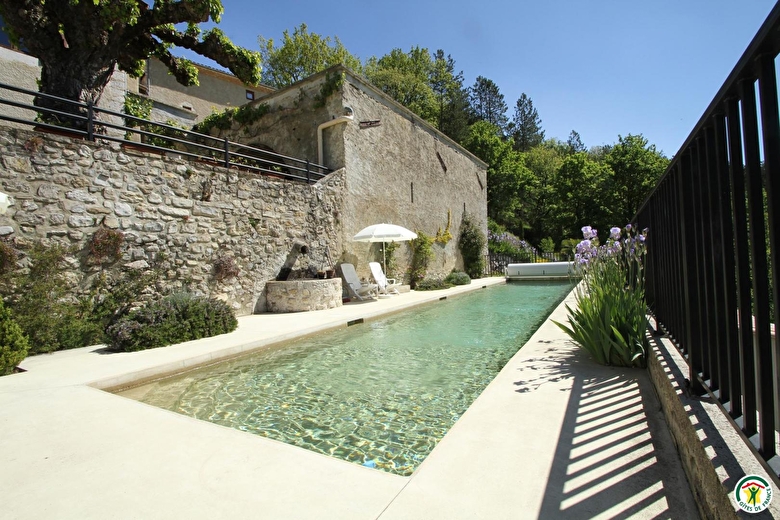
[352,223,417,273]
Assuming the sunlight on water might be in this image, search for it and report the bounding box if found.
[130,281,572,475]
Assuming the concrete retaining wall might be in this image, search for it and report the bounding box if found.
[647,318,780,519]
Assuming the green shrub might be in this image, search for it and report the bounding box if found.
[7,242,88,354]
[554,225,648,368]
[415,277,454,291]
[409,231,434,289]
[539,237,555,254]
[487,220,539,261]
[106,293,238,352]
[0,239,17,275]
[3,242,164,353]
[458,213,486,279]
[444,270,471,286]
[382,241,399,280]
[0,299,29,376]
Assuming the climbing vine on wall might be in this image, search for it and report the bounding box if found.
[435,208,453,245]
[192,103,270,135]
[409,231,434,289]
[314,71,346,108]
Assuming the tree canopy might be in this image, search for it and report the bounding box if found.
[606,134,669,223]
[365,46,438,124]
[463,121,534,226]
[258,23,362,88]
[0,0,261,122]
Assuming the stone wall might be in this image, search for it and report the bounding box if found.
[0,126,346,315]
[0,47,40,129]
[339,74,488,281]
[0,49,128,139]
[215,66,489,283]
[266,278,342,313]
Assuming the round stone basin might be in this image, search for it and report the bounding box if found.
[265,278,343,313]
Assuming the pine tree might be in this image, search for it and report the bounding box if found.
[430,50,471,143]
[512,93,545,152]
[567,130,586,154]
[469,76,509,132]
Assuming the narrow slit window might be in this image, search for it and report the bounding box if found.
[436,151,447,173]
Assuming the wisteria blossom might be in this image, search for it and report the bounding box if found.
[488,229,538,259]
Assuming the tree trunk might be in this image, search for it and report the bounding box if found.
[36,57,116,132]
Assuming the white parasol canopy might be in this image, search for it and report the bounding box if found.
[353,223,417,243]
[353,223,417,272]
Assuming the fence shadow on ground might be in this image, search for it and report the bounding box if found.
[514,345,698,519]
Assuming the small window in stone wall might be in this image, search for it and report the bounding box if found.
[246,90,255,100]
[436,151,447,173]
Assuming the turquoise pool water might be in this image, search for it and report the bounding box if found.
[127,281,573,475]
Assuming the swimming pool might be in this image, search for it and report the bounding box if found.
[121,281,573,475]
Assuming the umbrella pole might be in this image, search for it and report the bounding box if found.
[382,241,387,273]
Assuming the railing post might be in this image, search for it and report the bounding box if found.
[306,160,311,184]
[739,77,773,447]
[726,97,756,432]
[223,138,230,169]
[86,101,94,141]
[757,52,780,459]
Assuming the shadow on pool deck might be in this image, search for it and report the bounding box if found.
[532,350,696,518]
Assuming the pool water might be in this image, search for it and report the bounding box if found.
[124,281,573,476]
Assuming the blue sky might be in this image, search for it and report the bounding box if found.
[196,0,777,157]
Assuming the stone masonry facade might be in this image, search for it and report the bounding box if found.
[0,67,488,316]
[209,66,489,282]
[0,126,345,315]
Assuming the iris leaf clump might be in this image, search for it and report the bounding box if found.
[554,225,649,368]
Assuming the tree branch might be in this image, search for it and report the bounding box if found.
[153,26,261,85]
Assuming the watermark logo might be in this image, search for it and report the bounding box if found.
[734,475,773,514]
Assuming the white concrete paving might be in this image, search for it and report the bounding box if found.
[0,278,698,519]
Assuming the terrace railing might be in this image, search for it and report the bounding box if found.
[484,252,570,276]
[634,3,780,479]
[0,82,330,184]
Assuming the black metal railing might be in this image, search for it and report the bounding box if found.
[484,252,570,276]
[0,81,330,184]
[635,3,780,477]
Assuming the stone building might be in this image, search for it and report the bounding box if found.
[0,21,271,131]
[126,58,275,128]
[208,65,489,282]
[0,59,487,315]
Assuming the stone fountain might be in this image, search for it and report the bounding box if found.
[265,241,342,313]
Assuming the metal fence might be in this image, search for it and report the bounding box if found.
[0,81,330,184]
[635,3,780,475]
[484,252,570,276]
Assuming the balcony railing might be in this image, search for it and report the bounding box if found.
[0,82,330,184]
[635,3,780,479]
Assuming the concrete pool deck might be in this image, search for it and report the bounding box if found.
[0,278,698,519]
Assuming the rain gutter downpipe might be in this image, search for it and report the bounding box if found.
[317,108,354,166]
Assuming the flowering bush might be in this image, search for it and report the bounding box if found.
[554,224,649,368]
[487,229,538,261]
